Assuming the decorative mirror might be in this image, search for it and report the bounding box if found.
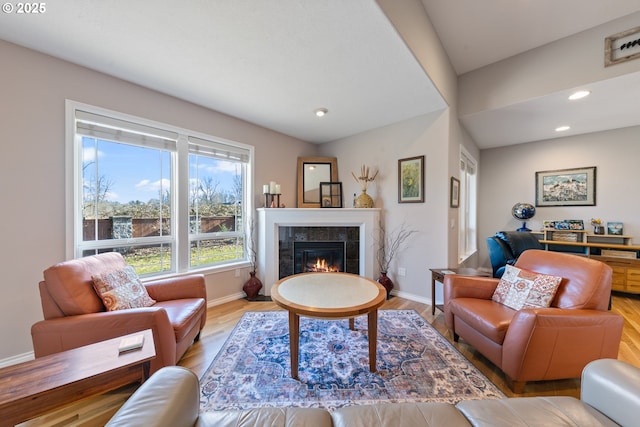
[297,157,338,208]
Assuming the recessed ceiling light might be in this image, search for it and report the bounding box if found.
[555,125,571,132]
[568,90,591,100]
[314,108,328,117]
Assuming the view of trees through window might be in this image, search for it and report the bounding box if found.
[188,150,244,269]
[79,131,246,276]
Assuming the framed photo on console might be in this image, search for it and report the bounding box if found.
[607,222,623,235]
[319,182,343,208]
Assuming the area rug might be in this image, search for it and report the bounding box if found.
[200,310,504,412]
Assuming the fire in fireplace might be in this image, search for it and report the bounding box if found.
[294,241,345,274]
[306,257,340,272]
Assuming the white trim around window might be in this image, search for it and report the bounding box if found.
[65,100,254,277]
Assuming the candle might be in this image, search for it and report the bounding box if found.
[263,184,269,194]
[275,184,281,194]
[269,181,276,194]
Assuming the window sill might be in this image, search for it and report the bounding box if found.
[191,260,252,276]
[141,260,251,282]
[458,249,477,265]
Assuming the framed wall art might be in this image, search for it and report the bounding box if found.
[450,177,460,208]
[398,155,425,203]
[605,26,640,67]
[319,182,343,208]
[535,166,596,207]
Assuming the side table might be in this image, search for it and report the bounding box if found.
[0,329,155,426]
[429,268,491,315]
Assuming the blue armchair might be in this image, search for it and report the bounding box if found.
[486,231,543,278]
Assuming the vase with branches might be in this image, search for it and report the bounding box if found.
[376,220,417,298]
[243,217,263,300]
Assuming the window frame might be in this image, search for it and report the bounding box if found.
[458,148,478,263]
[66,100,254,277]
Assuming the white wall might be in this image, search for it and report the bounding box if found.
[478,125,640,269]
[376,0,457,106]
[0,39,315,363]
[319,111,449,303]
[376,0,475,269]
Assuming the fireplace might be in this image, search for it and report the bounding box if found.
[257,208,380,295]
[279,226,360,278]
[294,241,345,273]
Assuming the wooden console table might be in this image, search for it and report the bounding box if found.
[538,230,640,295]
[0,329,155,426]
[429,268,491,315]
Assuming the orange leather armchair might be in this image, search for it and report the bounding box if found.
[444,249,623,392]
[31,252,207,374]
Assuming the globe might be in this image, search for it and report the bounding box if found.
[512,202,535,220]
[511,202,535,231]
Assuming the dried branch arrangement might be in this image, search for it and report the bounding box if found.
[248,217,257,273]
[351,164,379,192]
[377,220,418,273]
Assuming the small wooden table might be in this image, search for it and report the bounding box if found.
[429,268,492,315]
[0,329,155,426]
[271,272,387,379]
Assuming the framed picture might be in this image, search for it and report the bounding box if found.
[535,166,596,207]
[319,182,343,208]
[398,155,424,203]
[450,177,460,208]
[607,222,623,235]
[553,219,584,230]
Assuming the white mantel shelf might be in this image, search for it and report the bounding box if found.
[257,208,381,296]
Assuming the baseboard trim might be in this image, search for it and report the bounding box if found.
[206,292,246,308]
[390,289,432,306]
[0,350,34,368]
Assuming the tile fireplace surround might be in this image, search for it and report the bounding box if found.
[257,208,380,296]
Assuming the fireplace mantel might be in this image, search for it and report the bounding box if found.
[257,208,380,295]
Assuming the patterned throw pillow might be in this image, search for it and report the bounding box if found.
[92,266,156,311]
[492,264,562,310]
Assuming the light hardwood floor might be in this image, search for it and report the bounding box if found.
[22,292,640,426]
[180,292,640,399]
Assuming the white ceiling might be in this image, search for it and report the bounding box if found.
[0,0,639,147]
[421,0,640,75]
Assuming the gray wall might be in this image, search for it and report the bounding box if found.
[478,125,640,270]
[321,111,450,304]
[0,0,469,364]
[0,39,315,363]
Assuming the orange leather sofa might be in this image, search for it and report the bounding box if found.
[31,252,207,374]
[444,249,623,392]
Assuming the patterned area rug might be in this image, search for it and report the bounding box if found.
[200,310,504,412]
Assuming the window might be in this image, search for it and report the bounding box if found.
[458,149,477,262]
[67,101,253,277]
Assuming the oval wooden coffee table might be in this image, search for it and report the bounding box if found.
[271,272,387,379]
